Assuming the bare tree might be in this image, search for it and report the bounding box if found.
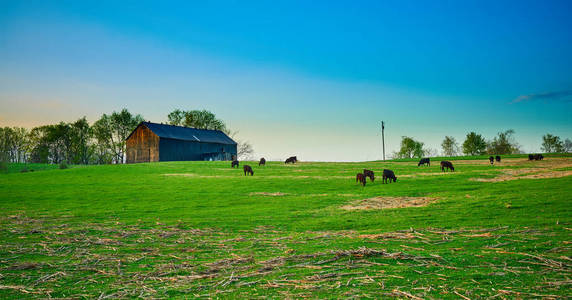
[237,140,254,160]
[441,136,459,156]
[564,138,572,153]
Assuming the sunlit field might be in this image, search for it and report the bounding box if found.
[1,154,571,298]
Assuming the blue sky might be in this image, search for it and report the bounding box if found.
[1,0,571,160]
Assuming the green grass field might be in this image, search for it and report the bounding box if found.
[1,155,571,298]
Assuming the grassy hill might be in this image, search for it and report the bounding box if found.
[1,156,571,298]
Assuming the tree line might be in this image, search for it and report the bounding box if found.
[0,109,254,165]
[394,130,571,159]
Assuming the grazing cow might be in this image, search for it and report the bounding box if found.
[356,173,366,186]
[489,156,494,165]
[495,155,501,162]
[363,169,375,182]
[530,154,544,161]
[382,169,397,184]
[285,156,297,164]
[243,165,254,176]
[231,160,239,168]
[440,161,455,172]
[418,158,430,167]
[259,157,266,166]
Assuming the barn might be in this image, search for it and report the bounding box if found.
[125,122,237,163]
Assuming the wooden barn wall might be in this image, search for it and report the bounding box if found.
[159,139,237,161]
[126,126,159,163]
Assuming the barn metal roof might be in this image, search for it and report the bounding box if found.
[128,122,237,145]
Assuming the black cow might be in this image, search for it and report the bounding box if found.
[259,157,266,166]
[363,169,375,182]
[495,155,501,162]
[440,161,455,172]
[243,165,254,176]
[356,173,366,186]
[489,156,494,165]
[382,169,397,184]
[285,156,297,164]
[530,154,544,161]
[418,158,430,167]
[231,160,239,168]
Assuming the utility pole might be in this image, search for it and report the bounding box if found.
[381,121,385,161]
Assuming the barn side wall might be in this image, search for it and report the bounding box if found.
[126,125,159,163]
[159,139,237,161]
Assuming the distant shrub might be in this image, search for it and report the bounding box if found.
[59,162,68,169]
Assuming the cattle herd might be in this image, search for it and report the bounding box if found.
[230,156,298,177]
[355,159,455,187]
[230,154,547,186]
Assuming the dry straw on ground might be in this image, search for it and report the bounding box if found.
[250,192,288,196]
[341,196,437,210]
[471,168,572,182]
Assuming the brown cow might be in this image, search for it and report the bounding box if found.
[356,173,366,186]
[231,160,239,168]
[489,156,494,165]
[363,169,375,182]
[243,165,254,176]
[259,157,266,166]
[440,161,454,172]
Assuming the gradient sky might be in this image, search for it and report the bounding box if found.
[1,0,571,161]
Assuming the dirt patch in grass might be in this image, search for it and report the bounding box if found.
[163,173,231,178]
[399,172,458,178]
[470,166,572,182]
[452,158,530,165]
[163,173,198,177]
[341,196,437,210]
[8,262,41,270]
[250,192,288,196]
[471,170,572,182]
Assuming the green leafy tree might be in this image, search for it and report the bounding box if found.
[0,127,30,163]
[167,109,185,126]
[28,123,71,164]
[167,109,253,159]
[462,132,487,155]
[93,109,144,164]
[0,127,11,163]
[441,136,459,156]
[396,136,425,158]
[69,117,92,164]
[167,109,227,132]
[541,134,564,153]
[487,129,519,154]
